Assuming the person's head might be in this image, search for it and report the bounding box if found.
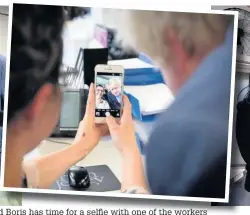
[109,78,121,97]
[104,9,233,93]
[96,84,105,99]
[7,4,84,153]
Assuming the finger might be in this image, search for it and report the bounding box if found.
[121,95,132,118]
[106,113,119,132]
[85,83,95,121]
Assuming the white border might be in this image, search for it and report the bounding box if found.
[225,10,239,203]
[0,3,238,204]
[0,3,12,182]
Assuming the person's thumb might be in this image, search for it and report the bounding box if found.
[106,113,119,133]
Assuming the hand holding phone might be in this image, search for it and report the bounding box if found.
[94,64,124,123]
[74,83,109,145]
[106,95,139,156]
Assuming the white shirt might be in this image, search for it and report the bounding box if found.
[96,100,110,109]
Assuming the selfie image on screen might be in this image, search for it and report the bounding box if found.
[95,72,123,118]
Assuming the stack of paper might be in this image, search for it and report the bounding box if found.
[108,58,156,69]
[133,120,156,144]
[124,84,174,115]
[125,84,174,144]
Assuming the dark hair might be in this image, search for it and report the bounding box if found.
[96,84,104,89]
[8,4,85,122]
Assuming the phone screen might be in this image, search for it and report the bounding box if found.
[95,72,123,118]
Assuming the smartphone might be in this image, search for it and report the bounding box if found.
[94,64,124,123]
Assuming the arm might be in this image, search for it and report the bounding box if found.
[106,96,149,193]
[120,146,148,193]
[22,136,98,189]
[23,83,109,189]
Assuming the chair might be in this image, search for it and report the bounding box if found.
[75,48,84,74]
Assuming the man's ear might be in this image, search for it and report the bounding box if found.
[22,84,54,122]
[164,27,189,71]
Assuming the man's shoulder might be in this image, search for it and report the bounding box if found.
[152,111,220,138]
[146,109,227,196]
[148,105,228,154]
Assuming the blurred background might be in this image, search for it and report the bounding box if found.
[0,5,22,206]
[0,6,8,56]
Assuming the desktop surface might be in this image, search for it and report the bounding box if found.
[39,137,123,192]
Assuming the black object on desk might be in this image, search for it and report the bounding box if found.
[68,166,90,189]
[51,48,108,137]
[51,165,121,192]
[75,47,109,86]
[83,48,108,86]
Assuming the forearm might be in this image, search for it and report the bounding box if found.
[120,145,148,192]
[23,138,97,189]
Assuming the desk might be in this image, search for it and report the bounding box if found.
[34,137,147,192]
[39,138,123,182]
[33,137,130,192]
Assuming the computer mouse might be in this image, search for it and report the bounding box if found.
[68,166,90,189]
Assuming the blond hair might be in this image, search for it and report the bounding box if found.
[109,78,121,88]
[101,9,232,68]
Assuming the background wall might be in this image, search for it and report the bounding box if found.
[0,6,9,56]
[91,8,121,29]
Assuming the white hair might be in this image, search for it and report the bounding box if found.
[109,77,121,87]
[101,9,232,67]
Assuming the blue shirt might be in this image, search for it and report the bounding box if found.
[146,24,234,198]
[116,95,122,103]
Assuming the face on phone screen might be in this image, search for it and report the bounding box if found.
[95,72,123,118]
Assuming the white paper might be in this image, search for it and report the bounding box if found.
[134,120,156,143]
[108,58,157,69]
[124,84,174,115]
